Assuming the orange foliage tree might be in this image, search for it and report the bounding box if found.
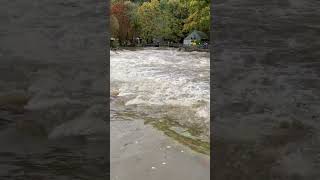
[111,1,133,45]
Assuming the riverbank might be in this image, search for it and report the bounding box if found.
[111,46,209,52]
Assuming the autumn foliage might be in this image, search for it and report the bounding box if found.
[111,1,132,44]
[111,0,210,45]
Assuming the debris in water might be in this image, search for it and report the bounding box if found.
[151,166,156,170]
[162,162,166,165]
[166,145,171,149]
[181,150,184,153]
[135,141,139,144]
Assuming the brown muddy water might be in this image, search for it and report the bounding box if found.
[111,48,210,141]
[110,48,210,180]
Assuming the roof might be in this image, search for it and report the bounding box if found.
[184,30,208,40]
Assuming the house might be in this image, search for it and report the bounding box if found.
[183,30,208,46]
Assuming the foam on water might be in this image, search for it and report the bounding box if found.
[111,48,210,122]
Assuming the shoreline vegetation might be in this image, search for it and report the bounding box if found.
[111,0,210,49]
[111,46,209,52]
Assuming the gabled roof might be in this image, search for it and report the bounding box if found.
[184,30,208,40]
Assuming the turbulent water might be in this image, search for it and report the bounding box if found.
[111,48,210,140]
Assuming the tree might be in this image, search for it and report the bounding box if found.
[136,0,188,43]
[183,0,210,34]
[124,1,140,43]
[111,1,132,45]
[110,0,210,45]
[159,0,188,42]
[137,0,161,43]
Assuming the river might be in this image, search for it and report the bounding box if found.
[111,48,210,140]
[110,48,210,180]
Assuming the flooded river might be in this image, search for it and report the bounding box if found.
[111,48,210,141]
[110,48,210,180]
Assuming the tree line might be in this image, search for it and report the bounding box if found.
[111,0,210,46]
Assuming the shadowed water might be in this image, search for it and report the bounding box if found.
[0,59,107,179]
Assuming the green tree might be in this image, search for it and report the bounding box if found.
[136,0,188,42]
[136,0,161,43]
[183,0,210,34]
[158,0,186,42]
[110,0,210,45]
[124,1,140,42]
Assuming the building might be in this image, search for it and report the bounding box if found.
[183,30,208,46]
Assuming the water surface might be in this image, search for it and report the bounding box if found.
[111,48,210,143]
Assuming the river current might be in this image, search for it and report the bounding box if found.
[111,48,210,140]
